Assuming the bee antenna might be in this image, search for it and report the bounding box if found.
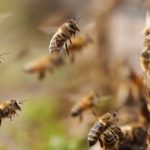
[115,105,124,112]
[75,16,82,23]
[18,99,26,104]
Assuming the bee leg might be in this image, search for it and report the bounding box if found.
[69,38,72,45]
[38,71,45,80]
[79,114,83,122]
[65,43,69,56]
[91,106,98,116]
[70,54,75,63]
[99,138,103,148]
[109,127,118,139]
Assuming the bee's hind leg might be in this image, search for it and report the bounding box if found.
[65,43,69,56]
[38,71,45,80]
[91,106,98,117]
[99,138,103,148]
[69,38,72,45]
[79,114,83,122]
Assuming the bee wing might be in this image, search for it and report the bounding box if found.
[38,21,96,35]
[38,26,58,36]
[0,52,9,56]
[80,22,96,32]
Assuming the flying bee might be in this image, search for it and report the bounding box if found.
[67,33,93,62]
[23,55,64,80]
[49,17,80,56]
[87,110,119,147]
[0,52,9,63]
[70,91,100,121]
[0,99,24,125]
[101,126,124,150]
[69,34,93,52]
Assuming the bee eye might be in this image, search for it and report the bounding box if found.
[70,24,74,29]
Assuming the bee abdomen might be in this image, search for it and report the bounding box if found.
[88,122,104,146]
[71,106,82,117]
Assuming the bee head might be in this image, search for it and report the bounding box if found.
[141,47,150,59]
[67,17,80,31]
[10,100,21,111]
[110,111,119,122]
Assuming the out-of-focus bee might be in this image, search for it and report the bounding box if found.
[120,125,147,149]
[141,47,150,77]
[101,126,124,150]
[68,34,93,52]
[70,91,100,121]
[0,52,9,63]
[0,99,24,125]
[49,17,80,55]
[87,110,119,147]
[68,33,93,62]
[23,55,64,80]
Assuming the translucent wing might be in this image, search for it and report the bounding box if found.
[0,52,9,63]
[38,26,58,36]
[38,22,96,35]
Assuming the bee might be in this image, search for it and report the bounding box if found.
[0,52,9,63]
[49,17,80,55]
[23,55,64,80]
[67,33,93,62]
[102,126,124,150]
[120,125,147,149]
[143,25,150,47]
[68,33,93,52]
[140,47,150,77]
[0,99,24,125]
[70,91,100,121]
[87,110,119,147]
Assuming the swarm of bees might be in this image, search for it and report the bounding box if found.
[0,99,24,125]
[23,55,65,80]
[70,91,100,121]
[49,17,80,56]
[0,14,150,150]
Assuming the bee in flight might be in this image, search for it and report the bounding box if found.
[70,91,100,121]
[87,110,119,147]
[49,17,80,56]
[23,55,64,80]
[0,52,9,63]
[0,99,24,125]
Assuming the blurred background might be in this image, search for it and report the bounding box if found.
[0,0,147,150]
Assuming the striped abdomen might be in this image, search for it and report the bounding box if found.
[71,103,83,117]
[49,31,67,54]
[88,121,105,146]
[71,100,91,117]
